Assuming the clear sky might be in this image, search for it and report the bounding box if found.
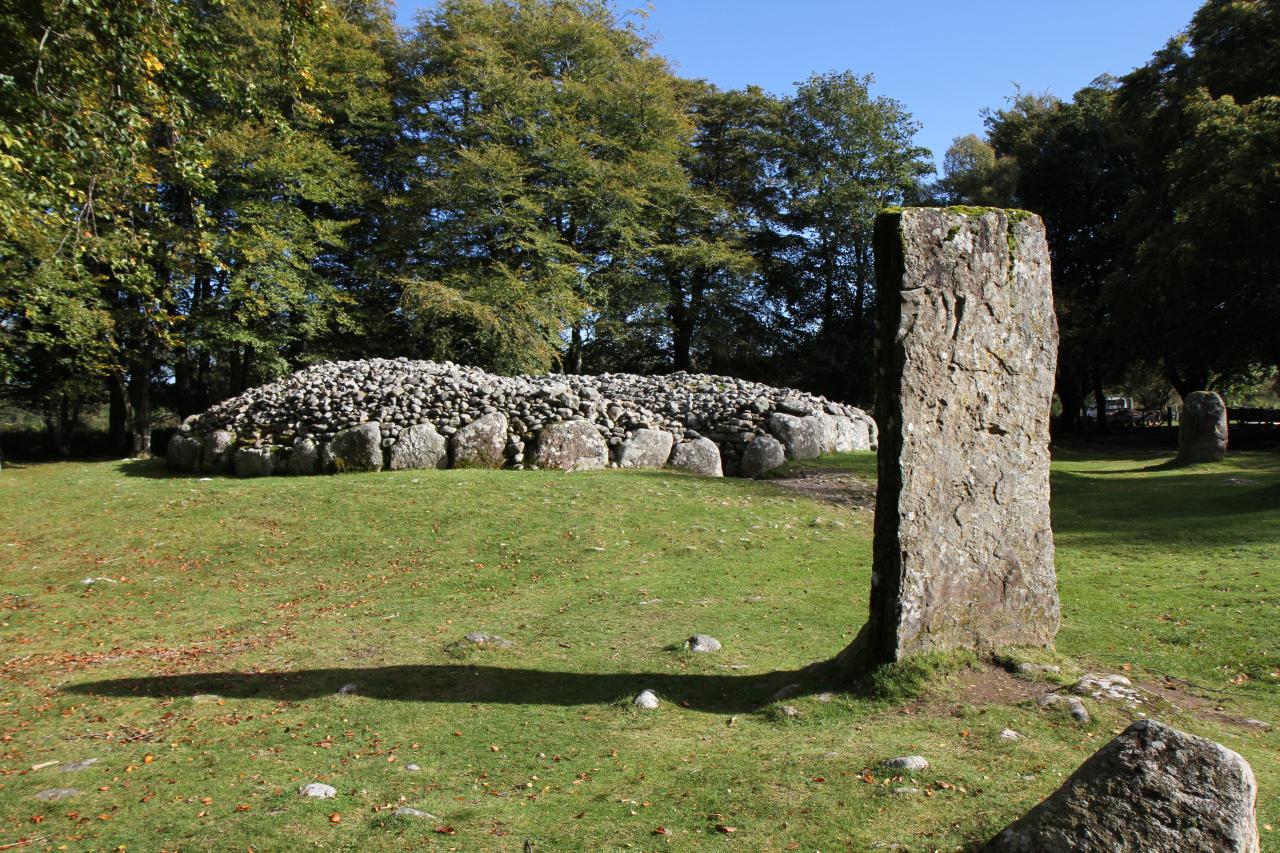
[391,0,1205,173]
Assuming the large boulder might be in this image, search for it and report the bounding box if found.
[329,423,383,473]
[200,430,236,474]
[669,437,723,477]
[832,416,871,452]
[450,412,508,469]
[766,413,822,460]
[616,428,674,469]
[984,720,1259,853]
[810,414,839,453]
[287,437,320,476]
[389,422,448,471]
[1178,390,1228,463]
[234,446,277,477]
[529,419,609,472]
[166,434,201,472]
[740,434,785,479]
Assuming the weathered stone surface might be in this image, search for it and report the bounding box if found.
[860,208,1060,662]
[884,755,929,772]
[529,419,609,471]
[200,430,236,474]
[766,413,822,460]
[811,414,840,453]
[832,416,871,452]
[166,434,201,471]
[616,428,674,469]
[234,446,277,477]
[180,358,874,477]
[740,434,786,478]
[984,720,1260,853]
[669,437,723,477]
[389,422,447,471]
[450,412,508,468]
[1178,390,1228,463]
[34,788,80,801]
[329,423,383,472]
[287,437,319,475]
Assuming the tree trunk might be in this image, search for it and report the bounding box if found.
[108,373,130,456]
[128,364,152,459]
[1091,370,1109,435]
[567,324,583,375]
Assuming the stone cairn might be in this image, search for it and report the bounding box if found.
[848,207,1061,664]
[166,360,877,479]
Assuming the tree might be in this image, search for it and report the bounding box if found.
[769,72,932,403]
[1112,0,1280,395]
[396,0,691,374]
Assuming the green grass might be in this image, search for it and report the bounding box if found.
[0,449,1276,851]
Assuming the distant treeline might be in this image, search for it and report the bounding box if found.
[1,0,1276,457]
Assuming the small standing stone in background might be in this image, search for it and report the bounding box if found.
[1178,390,1228,463]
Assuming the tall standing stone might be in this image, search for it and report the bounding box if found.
[856,208,1060,663]
[1177,390,1228,463]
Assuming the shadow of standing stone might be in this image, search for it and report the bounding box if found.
[846,208,1060,666]
[1177,390,1228,463]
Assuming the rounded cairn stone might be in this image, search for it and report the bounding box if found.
[740,434,785,478]
[389,422,447,471]
[766,413,822,460]
[166,434,201,471]
[330,422,383,472]
[528,419,609,471]
[200,430,236,474]
[450,412,508,468]
[234,446,277,477]
[287,437,320,475]
[669,437,723,477]
[616,428,674,469]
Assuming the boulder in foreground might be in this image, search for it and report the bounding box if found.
[984,719,1259,853]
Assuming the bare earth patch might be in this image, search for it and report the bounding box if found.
[768,467,875,509]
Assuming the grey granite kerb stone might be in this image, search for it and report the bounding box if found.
[860,207,1060,663]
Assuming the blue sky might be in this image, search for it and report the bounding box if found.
[391,0,1204,173]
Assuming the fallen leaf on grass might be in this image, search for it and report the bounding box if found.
[652,826,671,836]
[715,825,736,834]
[328,813,341,824]
[434,825,457,835]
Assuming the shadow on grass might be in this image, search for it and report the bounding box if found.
[117,458,186,479]
[67,664,829,714]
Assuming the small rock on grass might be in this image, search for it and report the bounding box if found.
[405,763,421,772]
[1000,728,1022,741]
[394,806,440,819]
[35,788,80,801]
[463,632,513,648]
[634,689,660,710]
[883,755,929,772]
[781,705,800,718]
[685,634,721,653]
[337,683,358,695]
[1069,698,1091,723]
[60,758,98,773]
[1017,662,1061,675]
[893,787,919,795]
[299,783,337,799]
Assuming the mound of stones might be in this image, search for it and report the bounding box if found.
[166,359,876,479]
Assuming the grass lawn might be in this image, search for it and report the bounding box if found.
[0,447,1277,851]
